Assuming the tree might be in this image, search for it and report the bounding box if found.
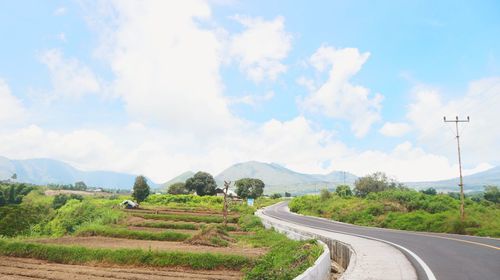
[354,172,399,197]
[335,185,352,197]
[167,182,188,195]
[320,189,331,200]
[11,173,17,180]
[284,192,291,197]
[185,171,217,196]
[235,178,265,199]
[0,192,5,206]
[270,193,282,199]
[420,187,437,196]
[484,185,499,204]
[132,175,150,203]
[74,181,87,191]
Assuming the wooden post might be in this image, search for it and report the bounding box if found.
[223,181,231,227]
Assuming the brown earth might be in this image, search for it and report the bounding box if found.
[31,236,266,258]
[0,256,242,280]
[123,208,240,217]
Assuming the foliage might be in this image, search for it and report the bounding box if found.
[0,239,251,270]
[132,175,150,203]
[335,185,352,197]
[41,199,124,236]
[74,181,87,190]
[354,172,400,197]
[289,188,500,237]
[52,194,84,209]
[0,183,35,205]
[284,192,291,197]
[420,187,437,195]
[167,182,189,195]
[235,178,265,199]
[144,194,224,210]
[75,224,190,241]
[484,185,499,203]
[270,193,282,199]
[134,212,238,223]
[185,171,217,196]
[320,189,331,200]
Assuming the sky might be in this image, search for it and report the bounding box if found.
[0,0,499,183]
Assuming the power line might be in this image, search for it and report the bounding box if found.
[444,115,470,222]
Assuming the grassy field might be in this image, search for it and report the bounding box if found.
[289,188,500,237]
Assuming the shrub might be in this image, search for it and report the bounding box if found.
[320,189,331,200]
[75,224,190,241]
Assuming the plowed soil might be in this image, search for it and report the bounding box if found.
[32,236,266,257]
[0,256,242,280]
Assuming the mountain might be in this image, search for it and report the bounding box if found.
[405,166,500,192]
[215,161,357,195]
[162,171,195,187]
[0,156,155,189]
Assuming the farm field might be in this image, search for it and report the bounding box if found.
[0,190,323,279]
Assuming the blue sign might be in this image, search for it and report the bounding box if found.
[247,198,254,206]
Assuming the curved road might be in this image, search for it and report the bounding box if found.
[263,202,500,280]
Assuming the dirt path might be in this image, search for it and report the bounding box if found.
[0,256,243,280]
[31,236,266,258]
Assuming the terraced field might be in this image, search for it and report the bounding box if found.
[1,206,258,279]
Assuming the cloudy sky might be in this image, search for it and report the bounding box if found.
[0,0,499,183]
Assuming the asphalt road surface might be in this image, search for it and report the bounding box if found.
[263,202,500,280]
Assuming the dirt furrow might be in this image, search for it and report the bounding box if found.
[0,257,242,280]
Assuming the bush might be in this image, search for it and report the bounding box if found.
[320,189,331,200]
[75,224,190,241]
[335,185,352,197]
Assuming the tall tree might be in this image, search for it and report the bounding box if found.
[167,182,189,195]
[185,171,217,196]
[235,178,265,199]
[132,175,150,203]
[354,172,400,197]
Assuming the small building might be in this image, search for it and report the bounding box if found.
[121,200,138,209]
[215,187,238,198]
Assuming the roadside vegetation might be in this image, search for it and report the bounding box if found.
[290,173,500,237]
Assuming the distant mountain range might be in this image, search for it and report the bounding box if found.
[1,156,498,194]
[0,156,155,189]
[214,161,357,195]
[405,166,500,192]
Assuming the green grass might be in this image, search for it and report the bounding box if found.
[132,213,239,223]
[235,214,324,280]
[75,224,190,241]
[289,189,500,237]
[0,239,251,270]
[133,221,238,231]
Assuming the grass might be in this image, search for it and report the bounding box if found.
[75,224,191,241]
[289,189,500,237]
[0,239,251,270]
[132,221,238,231]
[235,214,324,280]
[132,212,239,223]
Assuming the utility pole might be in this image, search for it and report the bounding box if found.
[222,181,231,227]
[444,116,470,221]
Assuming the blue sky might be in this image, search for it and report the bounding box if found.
[0,0,499,182]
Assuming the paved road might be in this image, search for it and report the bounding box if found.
[263,202,500,280]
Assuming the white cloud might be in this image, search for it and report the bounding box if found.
[0,79,26,125]
[231,90,274,106]
[88,0,237,133]
[230,15,292,82]
[379,122,411,137]
[39,49,100,98]
[407,77,500,166]
[53,7,66,16]
[300,46,383,137]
